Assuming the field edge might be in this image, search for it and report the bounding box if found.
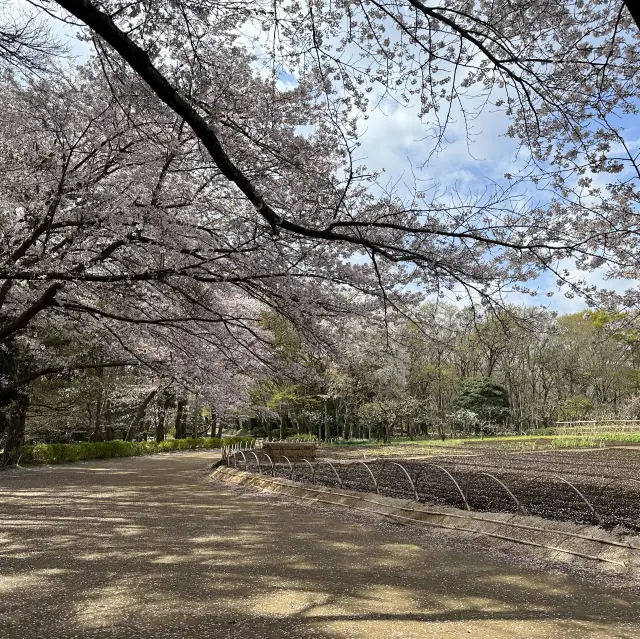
[212,466,640,578]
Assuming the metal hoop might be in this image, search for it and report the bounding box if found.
[343,461,379,494]
[598,476,640,494]
[414,463,469,510]
[262,453,275,476]
[380,461,419,501]
[249,451,261,474]
[292,458,315,481]
[280,455,293,476]
[550,474,601,524]
[480,472,528,515]
[312,460,343,488]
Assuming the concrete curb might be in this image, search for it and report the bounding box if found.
[212,465,640,576]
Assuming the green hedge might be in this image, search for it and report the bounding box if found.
[20,436,254,465]
[286,434,318,442]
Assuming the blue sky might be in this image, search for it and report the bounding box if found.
[351,90,640,315]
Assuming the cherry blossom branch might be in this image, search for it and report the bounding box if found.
[48,0,555,266]
[623,1,640,29]
[0,359,148,396]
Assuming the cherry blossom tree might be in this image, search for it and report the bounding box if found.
[3,0,640,459]
[4,0,639,335]
[34,0,640,306]
[0,48,382,460]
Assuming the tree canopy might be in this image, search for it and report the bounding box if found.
[455,376,510,424]
[2,0,640,461]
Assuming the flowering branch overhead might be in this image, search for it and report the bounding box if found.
[1,0,639,406]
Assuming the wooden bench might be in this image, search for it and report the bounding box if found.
[261,442,316,461]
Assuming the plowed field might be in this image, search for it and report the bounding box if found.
[241,448,640,531]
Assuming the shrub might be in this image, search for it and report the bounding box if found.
[286,434,318,442]
[20,436,254,465]
[455,377,510,424]
[558,395,594,420]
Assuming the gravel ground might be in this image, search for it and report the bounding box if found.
[2,452,640,638]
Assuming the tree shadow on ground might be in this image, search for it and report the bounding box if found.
[1,452,639,638]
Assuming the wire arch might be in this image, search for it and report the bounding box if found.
[291,458,315,481]
[249,451,261,474]
[262,453,275,476]
[480,472,527,515]
[235,451,247,471]
[414,463,469,510]
[380,461,419,501]
[343,461,379,493]
[280,455,293,477]
[549,474,601,524]
[312,460,343,488]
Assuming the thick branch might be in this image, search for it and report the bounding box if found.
[47,0,468,263]
[0,283,62,342]
[623,0,640,30]
[0,359,147,396]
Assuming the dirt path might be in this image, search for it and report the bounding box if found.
[1,452,640,638]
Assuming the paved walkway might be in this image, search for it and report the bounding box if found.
[1,452,639,638]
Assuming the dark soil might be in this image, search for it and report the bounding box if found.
[241,448,640,531]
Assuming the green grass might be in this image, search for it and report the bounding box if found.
[548,433,640,449]
[324,432,640,452]
[323,438,375,447]
[326,435,542,448]
[19,436,255,465]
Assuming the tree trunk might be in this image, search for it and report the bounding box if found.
[102,399,114,440]
[208,408,217,437]
[90,367,105,442]
[1,393,29,467]
[191,394,200,438]
[174,398,187,439]
[125,389,157,441]
[155,393,172,443]
[215,414,223,439]
[342,405,348,440]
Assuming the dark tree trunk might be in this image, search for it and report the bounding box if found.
[125,389,157,441]
[90,367,105,442]
[155,393,172,443]
[215,415,223,439]
[1,393,29,466]
[191,395,200,438]
[209,408,217,437]
[102,400,114,440]
[174,398,187,439]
